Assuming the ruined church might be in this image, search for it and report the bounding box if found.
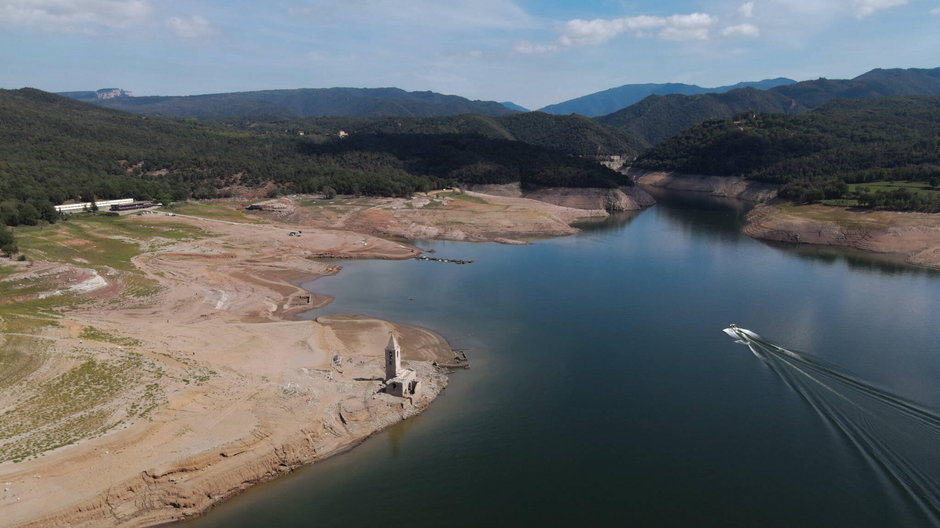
[384,334,420,398]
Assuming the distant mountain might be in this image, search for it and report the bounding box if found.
[599,67,940,145]
[500,101,530,112]
[598,88,804,145]
[772,67,940,107]
[59,88,133,101]
[538,78,795,117]
[58,87,519,119]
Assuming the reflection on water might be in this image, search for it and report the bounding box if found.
[570,210,641,232]
[641,186,753,243]
[762,240,940,277]
[640,184,754,213]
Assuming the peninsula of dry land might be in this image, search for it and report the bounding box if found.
[0,204,459,527]
[0,187,627,527]
[632,170,940,269]
[744,203,940,269]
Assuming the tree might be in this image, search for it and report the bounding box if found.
[0,224,17,255]
[321,185,337,199]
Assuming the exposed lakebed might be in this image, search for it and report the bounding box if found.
[186,191,940,528]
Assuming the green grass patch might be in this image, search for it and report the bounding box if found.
[437,191,489,204]
[820,198,861,207]
[0,352,161,463]
[81,214,208,241]
[777,204,882,230]
[0,357,133,441]
[15,221,142,271]
[11,215,204,300]
[166,201,267,223]
[79,325,141,347]
[849,180,940,197]
[0,346,44,388]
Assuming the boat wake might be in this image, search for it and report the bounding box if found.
[724,326,940,526]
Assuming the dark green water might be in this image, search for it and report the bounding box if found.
[186,193,940,527]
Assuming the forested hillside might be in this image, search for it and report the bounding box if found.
[218,111,647,158]
[634,96,940,211]
[600,67,940,145]
[0,89,629,226]
[60,87,517,119]
[598,88,804,145]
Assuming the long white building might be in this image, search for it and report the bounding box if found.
[54,198,134,214]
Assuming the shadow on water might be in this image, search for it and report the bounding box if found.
[570,210,642,233]
[641,185,753,243]
[641,184,754,214]
[647,186,938,277]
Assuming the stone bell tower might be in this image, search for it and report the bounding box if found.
[385,333,402,381]
[384,332,420,398]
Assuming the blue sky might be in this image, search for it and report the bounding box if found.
[1,0,938,109]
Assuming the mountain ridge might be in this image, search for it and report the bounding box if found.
[538,78,796,117]
[598,67,940,145]
[58,87,519,119]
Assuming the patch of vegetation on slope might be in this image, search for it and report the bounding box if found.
[633,96,940,211]
[598,88,804,145]
[214,111,648,159]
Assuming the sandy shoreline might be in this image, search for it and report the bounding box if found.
[1,213,459,528]
[3,187,654,528]
[744,204,940,270]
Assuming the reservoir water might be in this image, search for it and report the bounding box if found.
[186,192,940,527]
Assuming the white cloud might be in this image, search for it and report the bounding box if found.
[931,5,940,14]
[0,0,151,32]
[557,13,717,47]
[514,40,559,55]
[738,2,755,18]
[721,23,760,37]
[166,15,215,38]
[853,0,908,18]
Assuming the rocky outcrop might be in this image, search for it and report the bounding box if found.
[627,169,778,202]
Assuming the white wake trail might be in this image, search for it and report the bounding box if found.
[724,327,940,526]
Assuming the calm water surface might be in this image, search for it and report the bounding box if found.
[187,192,940,527]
